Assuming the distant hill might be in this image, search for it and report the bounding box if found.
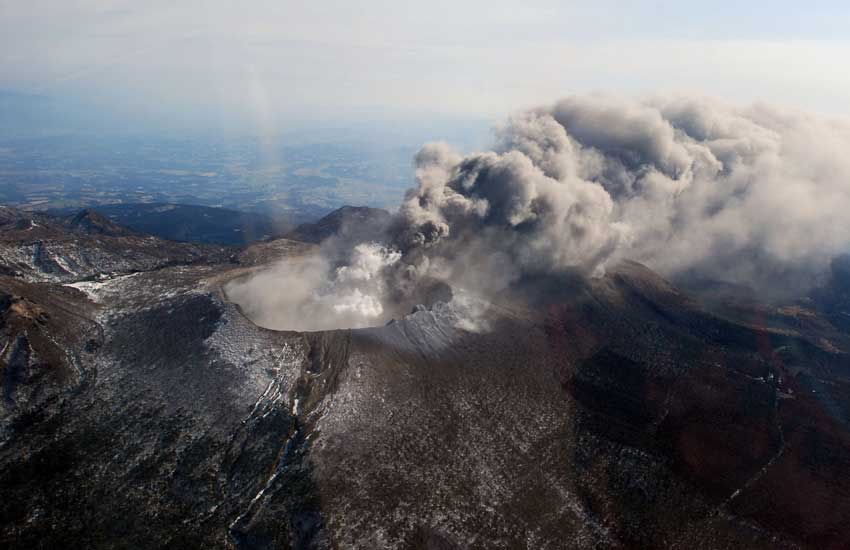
[0,205,233,283]
[58,203,299,245]
[64,209,137,237]
[286,205,391,245]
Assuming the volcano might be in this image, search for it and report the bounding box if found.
[1,206,849,549]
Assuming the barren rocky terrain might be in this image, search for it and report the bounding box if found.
[1,206,849,549]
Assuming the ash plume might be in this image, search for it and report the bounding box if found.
[229,94,850,330]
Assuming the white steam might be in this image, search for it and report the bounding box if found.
[225,243,400,331]
[229,94,850,331]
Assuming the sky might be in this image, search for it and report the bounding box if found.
[2,1,850,136]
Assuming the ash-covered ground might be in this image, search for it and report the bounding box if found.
[1,205,849,549]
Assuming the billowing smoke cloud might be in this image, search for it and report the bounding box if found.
[229,94,850,331]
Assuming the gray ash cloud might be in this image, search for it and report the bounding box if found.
[231,94,850,330]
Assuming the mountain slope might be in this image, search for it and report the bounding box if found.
[286,206,391,245]
[0,206,234,282]
[0,217,848,549]
[288,262,850,549]
[64,208,137,237]
[67,203,295,245]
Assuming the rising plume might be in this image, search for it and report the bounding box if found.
[229,94,850,330]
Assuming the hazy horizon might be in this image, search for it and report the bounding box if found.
[3,1,850,140]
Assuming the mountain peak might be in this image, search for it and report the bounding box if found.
[65,208,134,237]
[286,205,391,244]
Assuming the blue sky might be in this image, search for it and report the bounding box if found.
[2,1,850,135]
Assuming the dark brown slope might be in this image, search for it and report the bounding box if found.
[561,263,850,549]
[279,261,850,549]
[0,277,98,419]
